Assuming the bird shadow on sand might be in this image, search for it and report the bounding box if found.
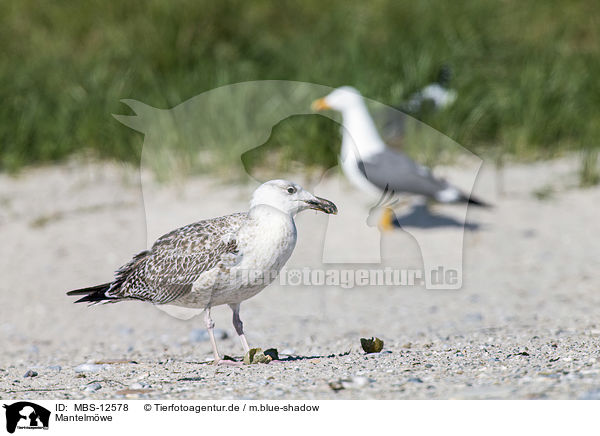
[276,351,352,362]
[188,351,352,366]
[393,204,483,231]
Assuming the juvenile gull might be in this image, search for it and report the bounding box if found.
[67,180,337,365]
[312,86,488,207]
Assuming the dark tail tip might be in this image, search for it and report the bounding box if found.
[463,194,493,208]
[67,283,114,304]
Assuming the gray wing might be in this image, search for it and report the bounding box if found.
[357,149,451,199]
[106,213,247,304]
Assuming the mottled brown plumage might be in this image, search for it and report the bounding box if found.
[108,213,246,304]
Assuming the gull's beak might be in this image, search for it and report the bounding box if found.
[305,196,338,214]
[311,97,331,112]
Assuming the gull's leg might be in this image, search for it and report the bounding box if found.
[204,308,221,363]
[229,303,250,354]
[204,307,242,366]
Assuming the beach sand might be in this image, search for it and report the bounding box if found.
[1,157,599,400]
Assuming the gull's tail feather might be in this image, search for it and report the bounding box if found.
[461,194,492,208]
[67,283,116,304]
[68,251,149,304]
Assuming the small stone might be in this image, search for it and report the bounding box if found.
[407,377,423,383]
[243,348,272,365]
[360,337,384,353]
[74,363,107,373]
[329,376,373,391]
[47,365,62,371]
[342,376,372,389]
[130,382,150,389]
[263,348,279,361]
[83,382,102,392]
[23,370,38,378]
[328,380,345,391]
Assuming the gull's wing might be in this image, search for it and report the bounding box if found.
[357,148,452,199]
[70,213,247,305]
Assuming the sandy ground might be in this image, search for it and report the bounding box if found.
[1,157,599,400]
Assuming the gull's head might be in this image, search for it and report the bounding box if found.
[311,86,364,112]
[250,180,338,216]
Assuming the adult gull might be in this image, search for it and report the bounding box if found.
[312,86,488,207]
[67,180,337,365]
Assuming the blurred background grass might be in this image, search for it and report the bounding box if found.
[1,0,599,181]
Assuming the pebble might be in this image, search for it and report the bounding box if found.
[407,377,423,383]
[23,370,38,378]
[83,382,102,392]
[130,382,150,389]
[329,376,373,391]
[47,365,62,371]
[342,376,372,389]
[74,363,107,373]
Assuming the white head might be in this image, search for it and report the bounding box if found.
[311,86,365,113]
[250,179,337,216]
[311,86,386,158]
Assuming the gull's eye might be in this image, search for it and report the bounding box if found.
[287,186,296,194]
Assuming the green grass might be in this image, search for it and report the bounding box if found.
[579,148,600,187]
[1,0,599,177]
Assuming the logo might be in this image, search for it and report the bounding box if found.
[3,402,50,434]
[113,80,483,293]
